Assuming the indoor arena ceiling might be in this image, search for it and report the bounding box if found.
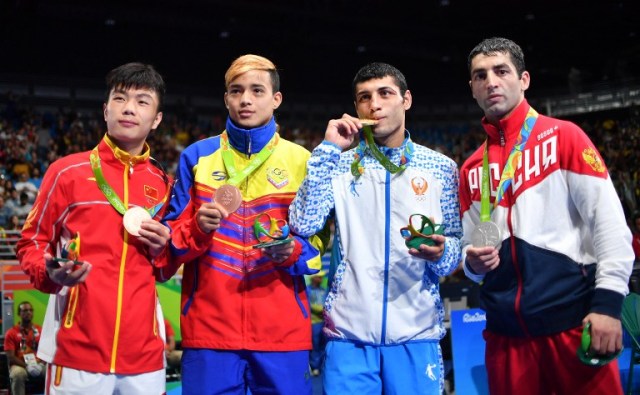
[1,0,639,102]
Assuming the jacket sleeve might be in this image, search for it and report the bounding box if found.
[289,141,342,237]
[279,221,331,276]
[427,158,463,277]
[16,161,68,294]
[562,122,634,318]
[160,146,212,279]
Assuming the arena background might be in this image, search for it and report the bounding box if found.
[1,1,640,394]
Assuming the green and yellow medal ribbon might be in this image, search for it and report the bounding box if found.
[486,107,539,210]
[220,131,279,186]
[350,125,413,177]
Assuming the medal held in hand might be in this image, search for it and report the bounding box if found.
[214,184,243,213]
[123,206,152,236]
[400,214,445,250]
[471,221,501,248]
[473,142,502,249]
[252,213,293,249]
[472,108,539,249]
[52,233,82,265]
[577,322,622,366]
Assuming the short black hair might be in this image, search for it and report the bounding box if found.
[17,301,32,313]
[105,62,166,111]
[468,37,526,78]
[352,62,408,99]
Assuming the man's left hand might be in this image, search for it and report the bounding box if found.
[408,234,445,261]
[264,239,295,264]
[583,312,623,355]
[138,219,171,258]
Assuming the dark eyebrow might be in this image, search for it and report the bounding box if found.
[228,83,267,90]
[134,92,154,100]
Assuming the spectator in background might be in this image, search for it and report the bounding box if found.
[28,167,43,190]
[307,270,327,377]
[11,192,33,224]
[164,319,182,370]
[4,188,19,212]
[5,215,21,232]
[14,172,38,203]
[3,301,45,395]
[0,196,11,228]
[632,212,640,263]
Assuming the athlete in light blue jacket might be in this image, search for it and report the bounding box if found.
[289,62,462,395]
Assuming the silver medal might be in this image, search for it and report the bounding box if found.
[471,221,502,249]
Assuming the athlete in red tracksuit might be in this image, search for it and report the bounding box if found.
[17,62,172,395]
[460,37,634,394]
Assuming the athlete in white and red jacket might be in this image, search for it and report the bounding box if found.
[17,62,171,395]
[460,37,634,395]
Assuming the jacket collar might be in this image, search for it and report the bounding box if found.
[481,99,531,143]
[102,134,150,165]
[225,116,277,155]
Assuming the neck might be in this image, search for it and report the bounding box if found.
[20,321,31,329]
[375,129,405,148]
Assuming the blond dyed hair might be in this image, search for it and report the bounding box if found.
[224,54,280,92]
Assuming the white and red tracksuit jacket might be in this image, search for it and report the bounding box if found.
[459,99,634,337]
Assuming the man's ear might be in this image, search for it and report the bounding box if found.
[151,112,163,130]
[403,90,412,110]
[273,91,283,110]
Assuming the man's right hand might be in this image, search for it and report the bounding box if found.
[44,253,91,286]
[196,202,229,234]
[465,246,500,274]
[324,114,376,150]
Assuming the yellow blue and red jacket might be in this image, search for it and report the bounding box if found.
[17,135,169,374]
[162,117,325,351]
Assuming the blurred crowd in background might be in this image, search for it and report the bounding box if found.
[1,89,639,262]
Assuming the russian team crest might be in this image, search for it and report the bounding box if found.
[581,147,605,173]
[267,167,289,189]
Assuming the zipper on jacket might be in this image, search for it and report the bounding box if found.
[110,162,131,372]
[499,130,506,147]
[507,199,530,337]
[380,171,391,345]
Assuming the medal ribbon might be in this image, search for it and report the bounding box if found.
[220,131,279,186]
[90,145,171,218]
[480,107,539,217]
[90,146,128,215]
[350,125,414,177]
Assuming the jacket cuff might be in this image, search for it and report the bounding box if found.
[590,288,625,319]
[279,238,303,268]
[191,216,213,245]
[150,245,169,268]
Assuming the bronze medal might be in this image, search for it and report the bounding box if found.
[214,184,242,213]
